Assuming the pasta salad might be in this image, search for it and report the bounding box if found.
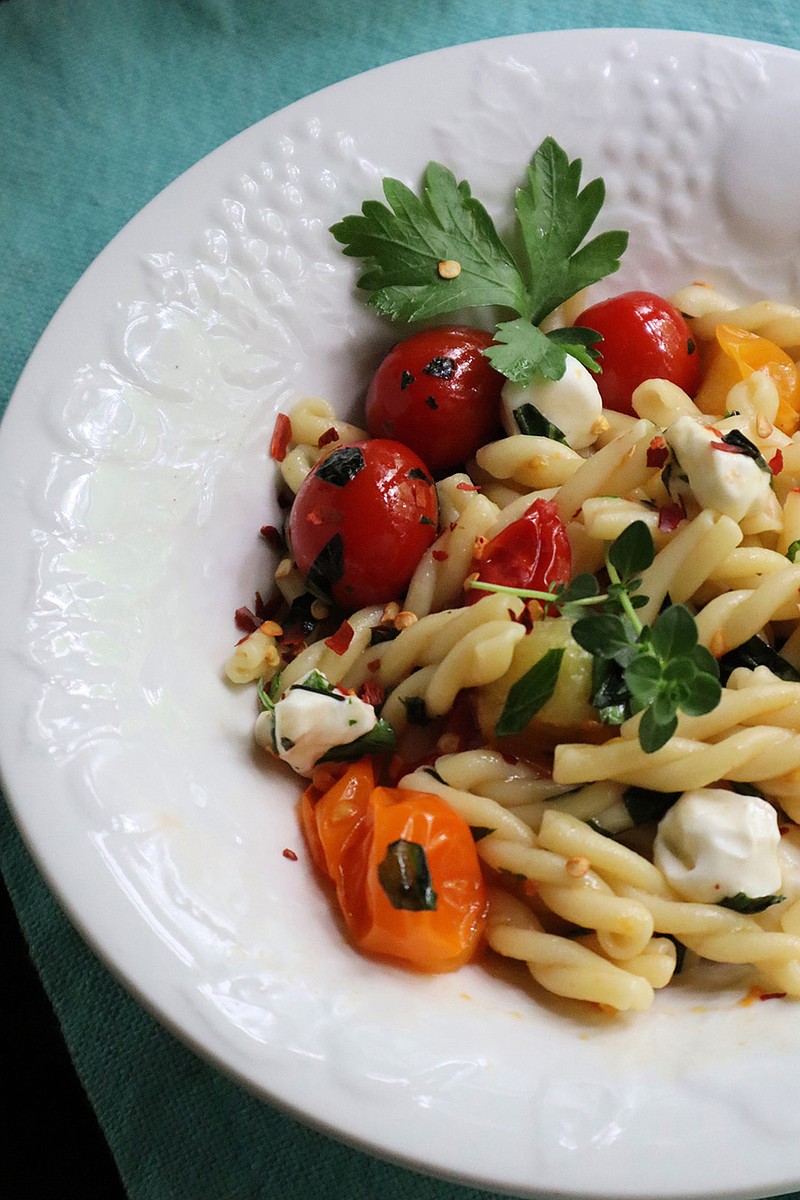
[226,139,800,1014]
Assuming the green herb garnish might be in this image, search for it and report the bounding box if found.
[719,892,785,915]
[495,647,565,737]
[377,840,437,911]
[331,137,628,385]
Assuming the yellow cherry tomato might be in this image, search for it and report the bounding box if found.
[694,324,800,435]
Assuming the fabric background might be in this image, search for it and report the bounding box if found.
[2,2,799,1197]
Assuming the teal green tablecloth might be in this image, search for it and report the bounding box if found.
[2,3,799,1198]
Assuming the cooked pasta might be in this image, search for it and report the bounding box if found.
[228,270,800,1015]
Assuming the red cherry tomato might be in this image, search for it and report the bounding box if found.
[468,499,571,604]
[574,291,701,416]
[365,325,504,474]
[288,439,438,609]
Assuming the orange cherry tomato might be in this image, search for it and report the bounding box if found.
[336,786,487,973]
[311,758,376,877]
[301,764,488,973]
[694,324,800,435]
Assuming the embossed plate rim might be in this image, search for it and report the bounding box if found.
[2,28,800,1200]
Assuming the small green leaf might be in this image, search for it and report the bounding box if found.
[622,786,680,825]
[315,446,365,487]
[545,325,603,373]
[638,706,677,753]
[377,839,437,911]
[484,318,569,383]
[572,613,634,660]
[607,520,655,580]
[512,401,568,443]
[649,604,697,659]
[306,533,344,602]
[319,718,397,762]
[678,671,721,716]
[786,539,800,563]
[495,647,564,737]
[719,892,785,915]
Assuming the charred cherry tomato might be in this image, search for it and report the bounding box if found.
[574,291,701,416]
[694,324,800,436]
[336,785,487,973]
[288,439,438,609]
[468,499,571,604]
[365,325,504,474]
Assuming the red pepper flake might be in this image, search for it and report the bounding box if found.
[317,426,339,448]
[260,524,284,550]
[366,658,381,673]
[325,619,355,656]
[710,439,745,455]
[282,847,298,861]
[456,482,480,492]
[646,436,669,468]
[234,606,260,633]
[358,680,385,708]
[270,413,292,462]
[770,449,784,474]
[658,502,685,533]
[432,549,449,562]
[759,991,787,1001]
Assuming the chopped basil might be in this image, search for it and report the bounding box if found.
[422,355,455,379]
[377,839,437,911]
[590,656,630,725]
[319,717,396,762]
[306,533,344,602]
[719,892,785,915]
[513,401,568,444]
[400,370,414,390]
[293,669,339,698]
[495,647,564,738]
[787,539,800,563]
[407,466,432,483]
[622,785,680,825]
[425,395,439,409]
[718,635,800,684]
[369,625,401,645]
[719,428,771,473]
[470,826,495,842]
[315,446,365,487]
[402,695,429,725]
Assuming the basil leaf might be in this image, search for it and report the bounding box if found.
[720,429,771,473]
[495,647,564,737]
[719,892,785,915]
[377,840,437,911]
[622,786,680,825]
[305,533,344,602]
[513,402,568,444]
[718,635,800,684]
[315,446,365,487]
[319,718,396,762]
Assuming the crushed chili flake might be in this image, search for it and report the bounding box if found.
[710,439,744,455]
[325,619,355,655]
[770,449,784,474]
[646,436,669,468]
[366,658,381,673]
[432,549,449,562]
[270,412,292,462]
[658,502,685,533]
[282,847,298,861]
[234,606,261,633]
[306,508,324,525]
[358,680,385,708]
[317,426,339,448]
[456,482,480,492]
[260,524,284,550]
[523,879,538,897]
[759,991,787,1001]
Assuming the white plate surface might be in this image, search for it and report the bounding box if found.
[2,28,800,1200]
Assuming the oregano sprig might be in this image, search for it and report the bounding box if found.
[472,521,722,753]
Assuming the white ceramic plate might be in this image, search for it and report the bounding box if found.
[2,28,800,1200]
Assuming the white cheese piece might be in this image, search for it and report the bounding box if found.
[501,358,604,450]
[664,415,773,523]
[653,787,782,904]
[254,672,377,777]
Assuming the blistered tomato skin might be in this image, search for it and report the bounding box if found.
[574,291,701,416]
[365,325,504,474]
[288,439,438,609]
[468,498,571,604]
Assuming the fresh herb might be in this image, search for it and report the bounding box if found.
[513,401,568,444]
[787,539,800,563]
[719,429,771,473]
[720,892,785,915]
[257,672,283,712]
[622,785,680,825]
[377,840,437,911]
[477,521,722,753]
[470,826,496,842]
[305,533,345,602]
[319,718,396,762]
[718,635,800,685]
[331,137,628,385]
[314,445,365,487]
[422,355,456,379]
[495,647,565,738]
[402,696,429,725]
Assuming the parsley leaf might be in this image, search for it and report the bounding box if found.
[331,137,628,385]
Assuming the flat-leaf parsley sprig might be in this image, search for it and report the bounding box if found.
[470,522,722,754]
[330,138,628,386]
